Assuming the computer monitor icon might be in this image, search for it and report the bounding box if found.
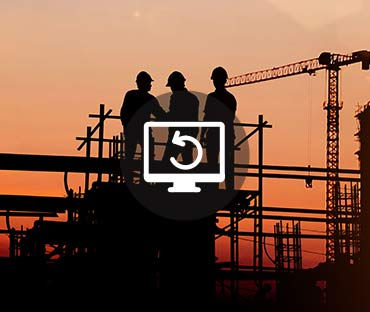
[143,121,225,193]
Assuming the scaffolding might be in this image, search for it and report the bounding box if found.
[0,103,363,307]
[274,221,302,272]
[336,183,361,264]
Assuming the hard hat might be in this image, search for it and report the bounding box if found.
[136,71,153,83]
[166,71,186,87]
[211,67,228,80]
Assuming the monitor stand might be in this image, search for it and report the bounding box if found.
[168,180,201,193]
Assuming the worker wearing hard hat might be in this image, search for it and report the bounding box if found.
[200,66,237,189]
[162,71,199,167]
[120,71,166,183]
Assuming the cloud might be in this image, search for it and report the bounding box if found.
[266,0,363,30]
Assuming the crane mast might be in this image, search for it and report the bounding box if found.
[226,50,370,263]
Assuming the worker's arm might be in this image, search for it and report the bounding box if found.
[231,93,237,114]
[200,95,211,145]
[166,94,175,120]
[120,92,131,127]
[151,97,167,121]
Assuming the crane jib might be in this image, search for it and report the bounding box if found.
[226,50,370,263]
[226,50,370,88]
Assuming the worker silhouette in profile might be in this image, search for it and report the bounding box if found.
[162,71,199,168]
[200,67,237,189]
[120,71,166,183]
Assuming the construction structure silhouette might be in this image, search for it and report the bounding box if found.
[0,51,368,310]
[227,49,370,263]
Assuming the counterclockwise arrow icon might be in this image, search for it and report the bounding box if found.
[170,130,203,170]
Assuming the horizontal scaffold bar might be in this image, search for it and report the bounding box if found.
[216,213,358,223]
[0,153,122,174]
[0,194,83,213]
[0,154,359,181]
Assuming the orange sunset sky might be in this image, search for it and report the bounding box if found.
[0,0,369,265]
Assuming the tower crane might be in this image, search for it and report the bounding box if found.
[226,50,370,262]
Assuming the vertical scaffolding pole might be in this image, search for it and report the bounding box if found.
[230,198,236,299]
[344,185,350,258]
[235,206,239,296]
[120,132,124,183]
[97,104,105,183]
[253,115,264,286]
[286,223,290,272]
[297,222,302,269]
[258,115,264,273]
[84,126,91,194]
[353,183,361,260]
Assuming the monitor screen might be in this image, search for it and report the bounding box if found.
[144,121,225,181]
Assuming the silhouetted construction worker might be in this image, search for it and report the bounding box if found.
[200,67,237,189]
[120,71,166,183]
[162,71,199,167]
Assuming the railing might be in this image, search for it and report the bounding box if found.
[74,103,272,290]
[75,104,273,190]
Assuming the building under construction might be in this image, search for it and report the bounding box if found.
[0,51,369,310]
